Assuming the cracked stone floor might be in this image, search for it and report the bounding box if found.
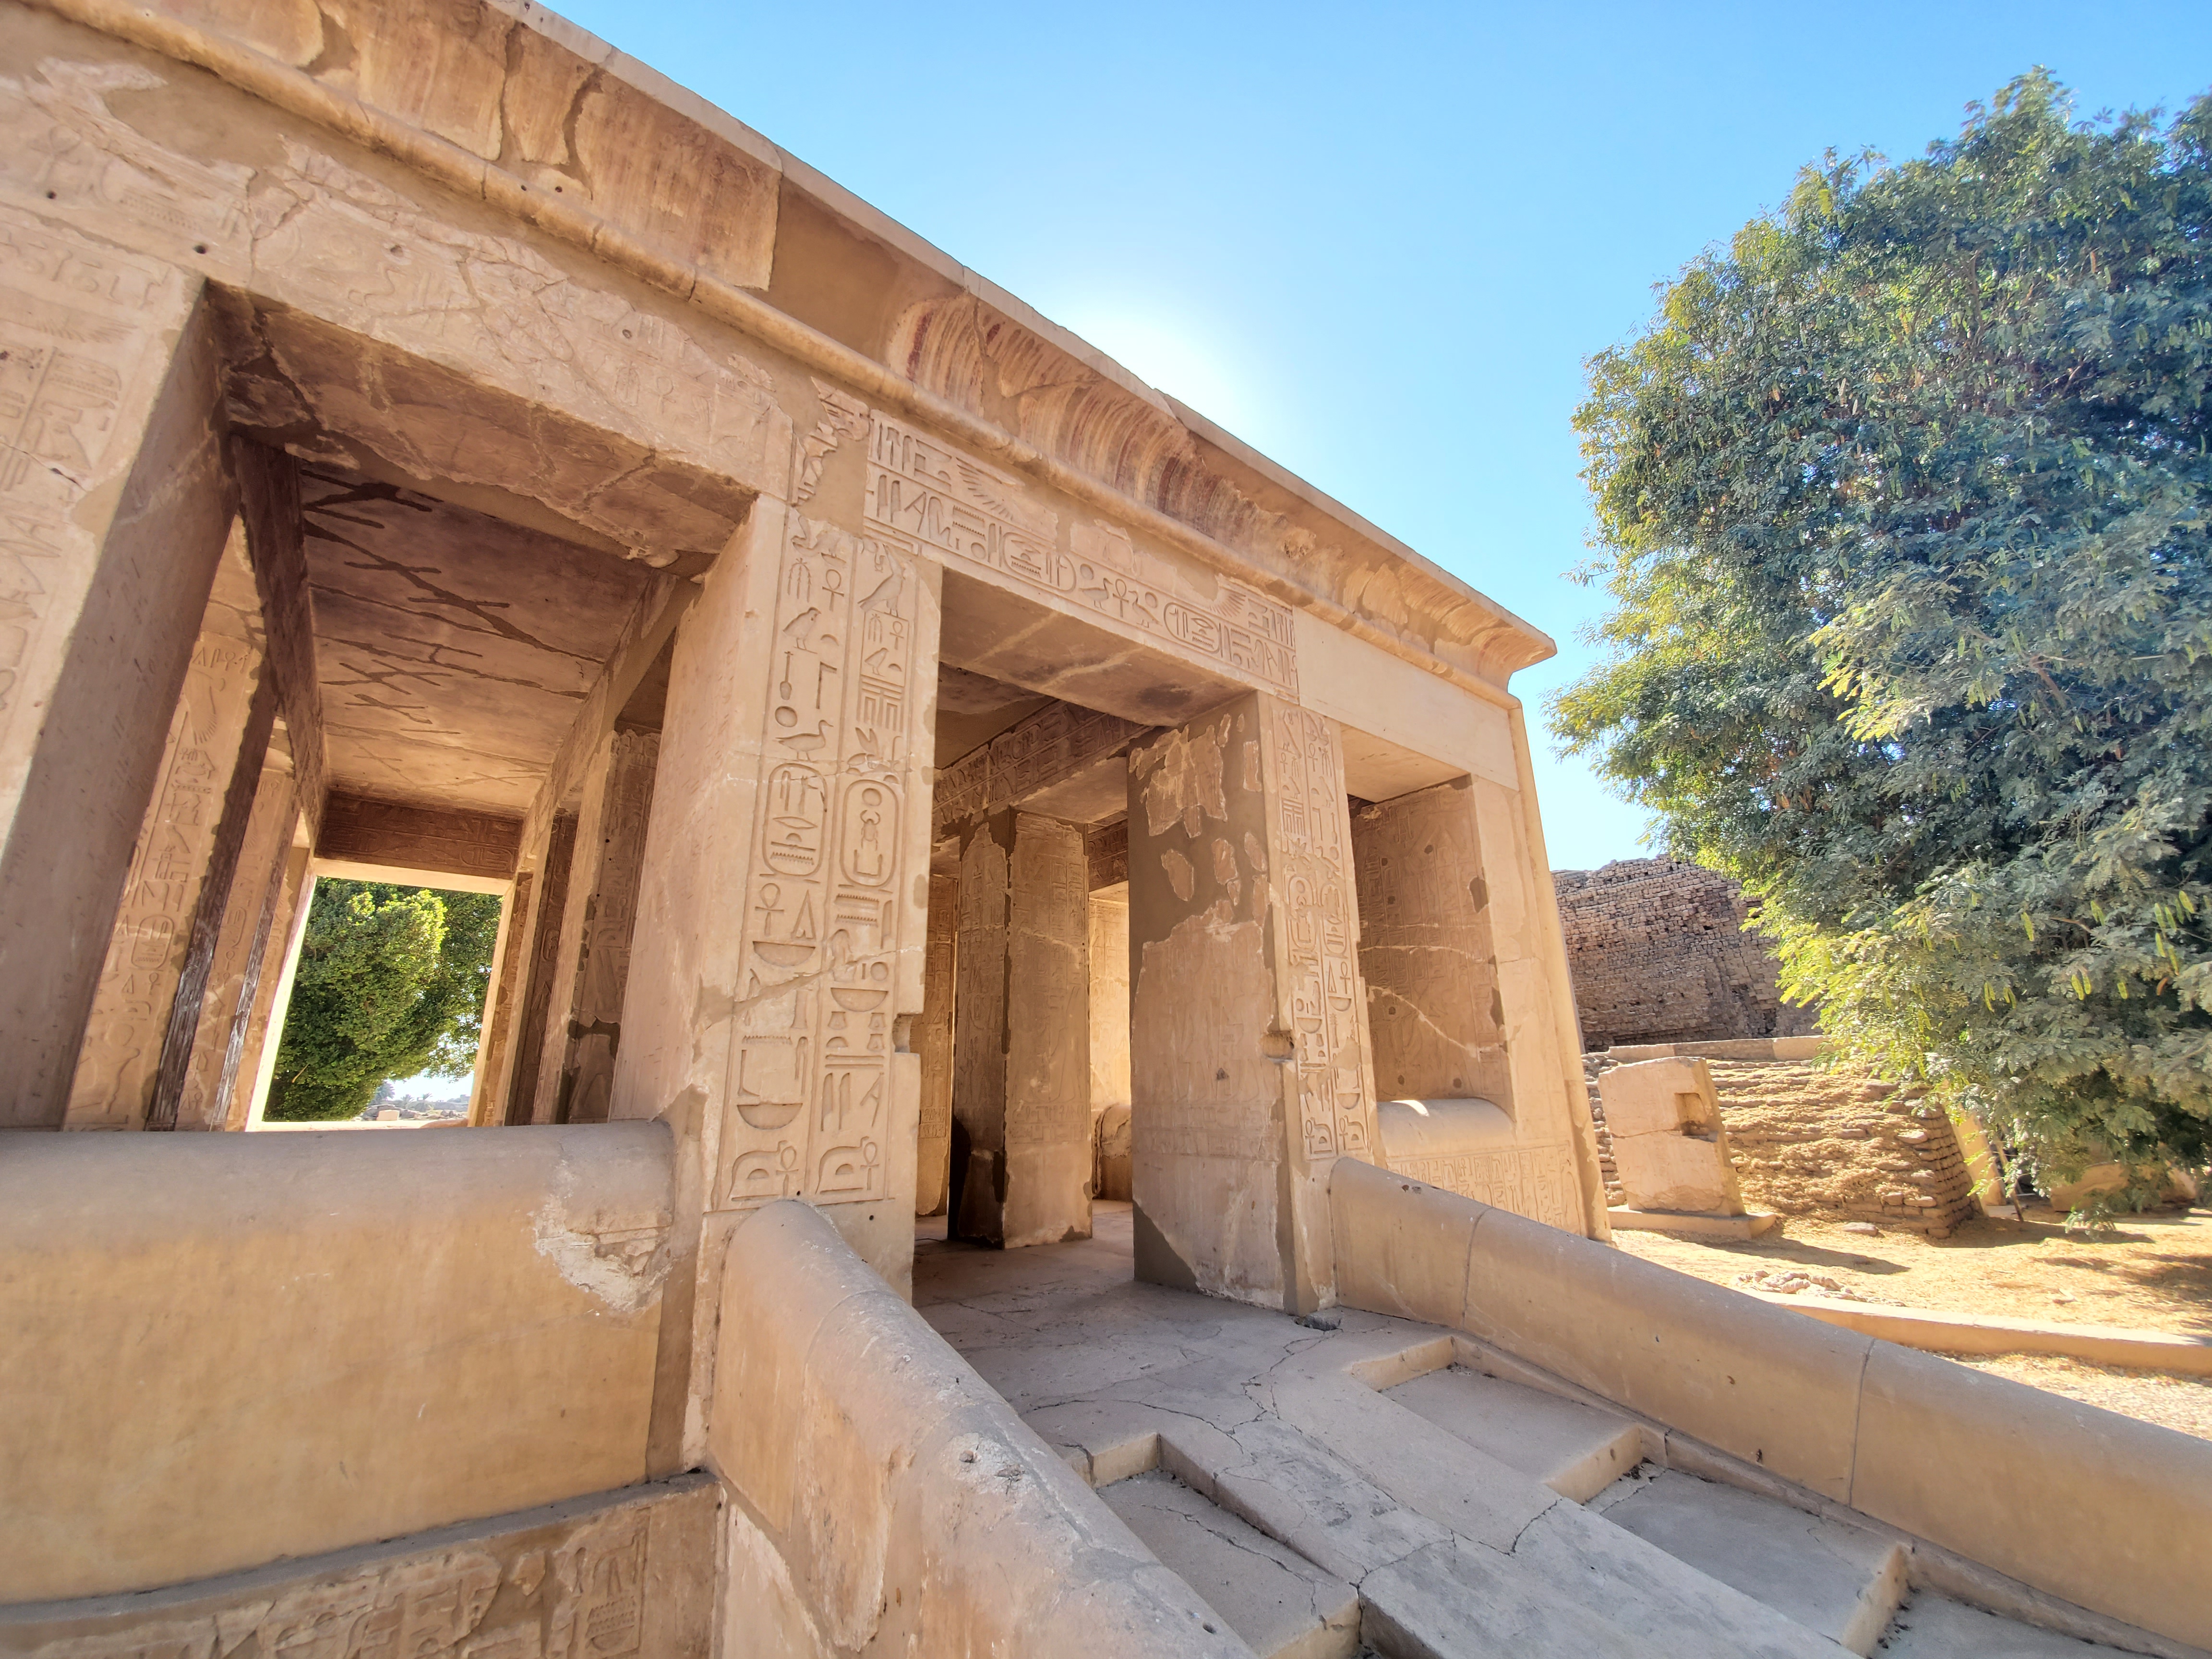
[911,1202,1865,1659]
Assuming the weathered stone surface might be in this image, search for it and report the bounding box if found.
[1127,693,1377,1314]
[1599,1058,1749,1216]
[950,810,1093,1247]
[0,1124,672,1601]
[61,547,265,1132]
[915,871,957,1217]
[316,793,522,880]
[1555,858,1820,1049]
[0,1476,719,1659]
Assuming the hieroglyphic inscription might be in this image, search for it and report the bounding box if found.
[64,633,261,1129]
[930,701,1150,839]
[0,220,179,738]
[0,62,251,261]
[864,412,1296,697]
[1392,1143,1579,1232]
[253,1551,502,1659]
[719,512,919,1209]
[793,379,869,504]
[549,1511,648,1659]
[1273,705,1373,1163]
[562,731,659,1124]
[918,872,957,1154]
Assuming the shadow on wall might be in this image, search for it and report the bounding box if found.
[1552,859,1821,1051]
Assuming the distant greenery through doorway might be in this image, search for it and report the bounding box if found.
[265,879,503,1122]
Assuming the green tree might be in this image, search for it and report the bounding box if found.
[1554,73,2212,1212]
[265,880,504,1121]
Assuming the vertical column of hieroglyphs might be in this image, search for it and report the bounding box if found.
[1269,703,1377,1170]
[717,512,919,1212]
[914,871,958,1216]
[63,630,262,1128]
[564,730,661,1123]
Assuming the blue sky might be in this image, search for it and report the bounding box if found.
[553,0,2210,870]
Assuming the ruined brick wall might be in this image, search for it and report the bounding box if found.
[1583,1050,1980,1235]
[1554,858,1818,1049]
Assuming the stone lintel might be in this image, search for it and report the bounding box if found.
[933,700,1151,840]
[316,793,524,882]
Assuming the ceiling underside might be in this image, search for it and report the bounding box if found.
[300,465,654,816]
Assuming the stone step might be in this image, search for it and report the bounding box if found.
[1382,1364,1644,1502]
[1098,1470,1362,1659]
[1593,1469,1904,1655]
[1875,1591,2141,1657]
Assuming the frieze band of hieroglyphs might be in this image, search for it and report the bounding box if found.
[1274,704,1375,1165]
[863,411,1298,698]
[1388,1143,1583,1233]
[718,511,922,1211]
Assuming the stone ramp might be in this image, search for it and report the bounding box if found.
[916,1206,2163,1659]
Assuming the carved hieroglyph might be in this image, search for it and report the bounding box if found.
[63,629,263,1130]
[864,412,1297,697]
[563,730,660,1124]
[931,699,1149,838]
[718,513,922,1211]
[0,214,198,813]
[1390,1143,1582,1230]
[12,1498,683,1659]
[1270,704,1374,1164]
[914,872,957,1217]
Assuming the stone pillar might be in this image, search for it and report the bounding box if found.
[557,729,661,1124]
[1089,885,1132,1202]
[949,811,1092,1248]
[1483,709,1612,1238]
[610,500,938,1471]
[505,811,577,1125]
[1351,780,1511,1106]
[0,245,237,1127]
[173,756,299,1130]
[1127,692,1377,1314]
[469,870,531,1127]
[223,837,312,1130]
[914,872,957,1217]
[60,550,269,1132]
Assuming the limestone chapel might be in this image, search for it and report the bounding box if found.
[1,5,2199,1659]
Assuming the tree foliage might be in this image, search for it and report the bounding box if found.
[265,879,503,1121]
[1553,73,2212,1207]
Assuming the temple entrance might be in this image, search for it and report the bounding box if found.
[915,571,1520,1313]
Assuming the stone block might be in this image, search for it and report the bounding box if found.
[1851,1342,2212,1650]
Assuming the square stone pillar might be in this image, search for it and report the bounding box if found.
[611,499,938,1471]
[61,537,270,1132]
[222,835,312,1130]
[914,871,957,1217]
[949,810,1093,1248]
[0,242,237,1126]
[556,729,661,1124]
[1089,885,1132,1201]
[173,755,300,1130]
[1127,692,1378,1314]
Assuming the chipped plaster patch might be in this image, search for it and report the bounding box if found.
[1140,725,1226,840]
[532,1154,672,1315]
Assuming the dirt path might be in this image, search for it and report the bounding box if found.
[1610,1205,2212,1440]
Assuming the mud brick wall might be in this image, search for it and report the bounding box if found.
[1554,858,1818,1049]
[1584,1053,1980,1236]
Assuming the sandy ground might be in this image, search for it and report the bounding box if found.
[1611,1205,2212,1441]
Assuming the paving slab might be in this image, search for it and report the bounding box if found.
[1385,1365,1643,1501]
[1100,1471,1360,1659]
[1875,1591,2139,1657]
[1601,1469,1903,1654]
